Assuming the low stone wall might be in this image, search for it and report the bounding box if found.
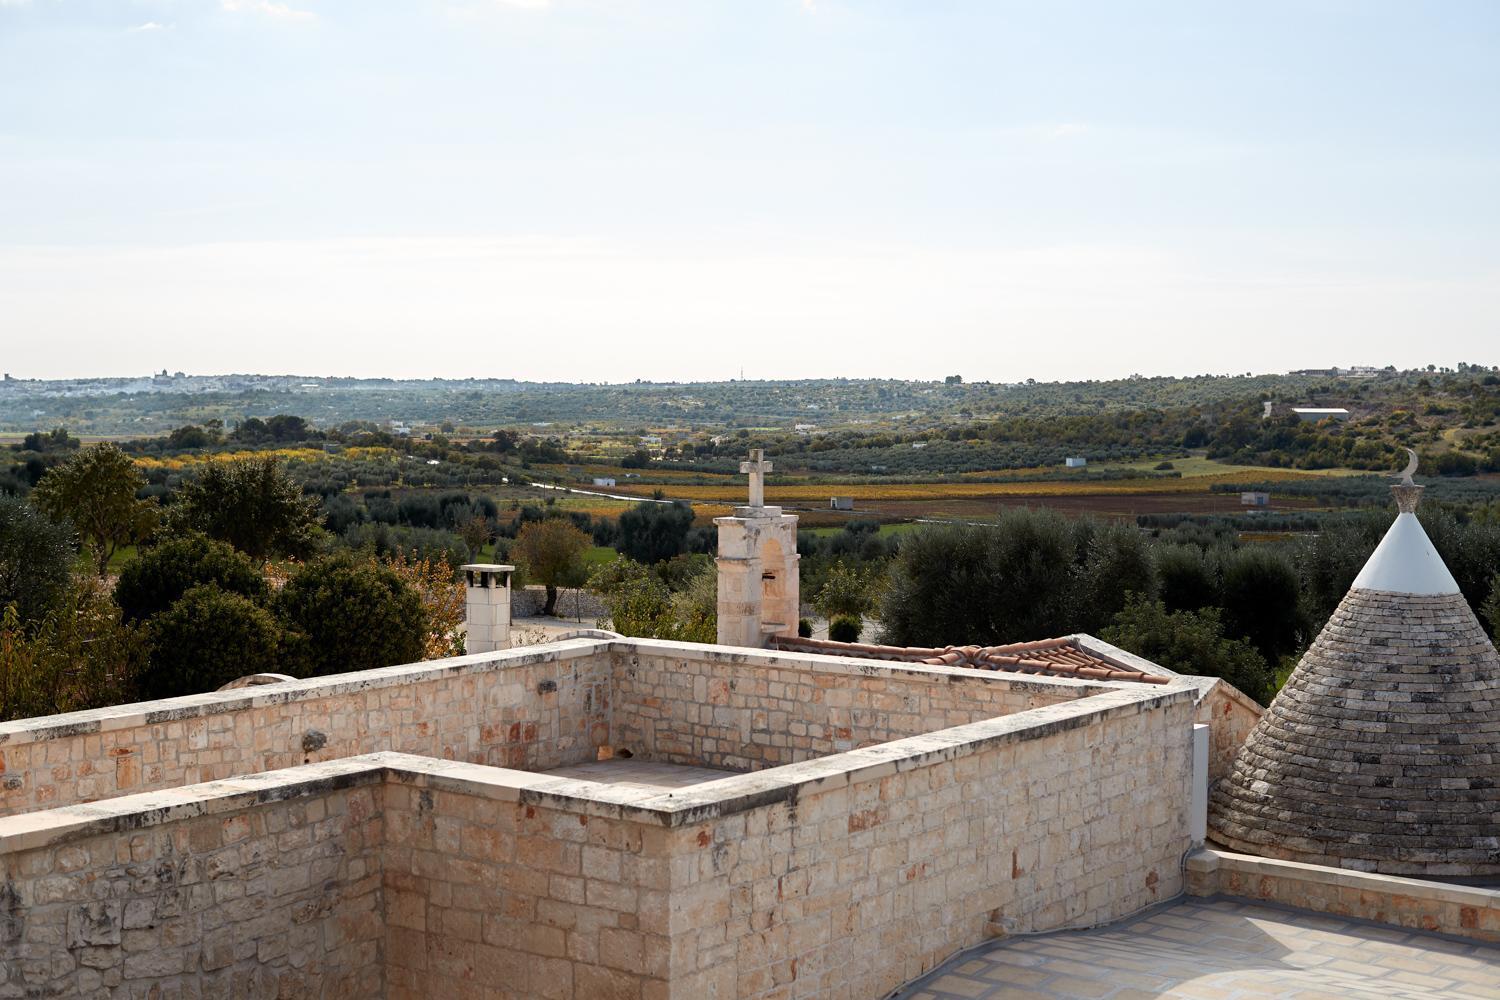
[660,690,1196,998]
[0,642,613,818]
[612,641,1099,770]
[1187,847,1500,943]
[512,586,609,621]
[382,766,678,999]
[0,760,387,997]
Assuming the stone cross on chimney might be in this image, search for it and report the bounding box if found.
[740,449,772,508]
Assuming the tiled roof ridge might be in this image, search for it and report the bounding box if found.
[767,634,1171,685]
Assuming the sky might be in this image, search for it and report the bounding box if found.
[1,0,1498,383]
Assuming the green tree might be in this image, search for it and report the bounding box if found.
[1154,545,1219,613]
[811,560,873,619]
[0,494,76,626]
[1482,573,1500,639]
[164,457,321,560]
[512,519,591,616]
[0,578,148,720]
[458,514,493,561]
[30,444,157,576]
[114,534,267,623]
[1072,521,1157,631]
[141,584,282,699]
[617,501,694,565]
[877,514,1078,647]
[274,555,426,676]
[1102,596,1275,704]
[1219,547,1305,664]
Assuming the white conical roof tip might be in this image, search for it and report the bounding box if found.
[1351,512,1460,596]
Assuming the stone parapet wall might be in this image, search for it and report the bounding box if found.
[611,641,1098,770]
[0,673,1198,999]
[659,691,1196,998]
[1187,847,1500,944]
[512,586,609,621]
[383,772,677,1000]
[0,761,387,998]
[0,642,613,818]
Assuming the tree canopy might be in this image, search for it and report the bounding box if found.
[512,519,591,616]
[274,554,426,676]
[0,494,75,626]
[30,444,157,576]
[164,457,322,560]
[114,533,267,623]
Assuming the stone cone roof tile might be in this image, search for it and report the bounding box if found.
[1209,578,1500,875]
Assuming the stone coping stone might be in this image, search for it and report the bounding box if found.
[0,683,1195,851]
[1188,846,1500,910]
[0,635,1140,749]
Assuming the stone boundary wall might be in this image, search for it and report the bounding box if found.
[512,586,609,621]
[0,642,613,818]
[0,761,387,997]
[1186,847,1500,943]
[612,642,1101,770]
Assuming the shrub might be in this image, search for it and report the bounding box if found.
[114,533,267,623]
[274,555,426,677]
[589,557,715,643]
[140,585,281,699]
[0,494,75,626]
[0,579,147,720]
[828,614,862,643]
[797,618,813,638]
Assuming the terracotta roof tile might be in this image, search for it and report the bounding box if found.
[767,635,1170,685]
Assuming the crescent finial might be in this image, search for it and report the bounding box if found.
[1397,447,1419,486]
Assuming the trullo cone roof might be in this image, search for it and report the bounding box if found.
[1209,481,1500,876]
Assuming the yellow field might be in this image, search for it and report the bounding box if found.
[131,447,397,471]
[604,467,1323,503]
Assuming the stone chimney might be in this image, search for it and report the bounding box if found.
[462,563,514,653]
[715,451,799,648]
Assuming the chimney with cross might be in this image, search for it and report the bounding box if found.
[715,450,800,647]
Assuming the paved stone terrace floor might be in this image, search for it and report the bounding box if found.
[541,758,739,792]
[895,897,1500,1000]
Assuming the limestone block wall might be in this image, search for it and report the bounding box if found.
[0,677,1196,999]
[1192,680,1263,783]
[0,768,386,998]
[1187,847,1500,944]
[658,692,1197,999]
[382,776,677,1000]
[611,643,1092,770]
[0,643,613,818]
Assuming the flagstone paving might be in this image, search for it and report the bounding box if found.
[895,897,1500,1000]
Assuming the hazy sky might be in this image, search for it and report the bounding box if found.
[2,1,1497,382]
